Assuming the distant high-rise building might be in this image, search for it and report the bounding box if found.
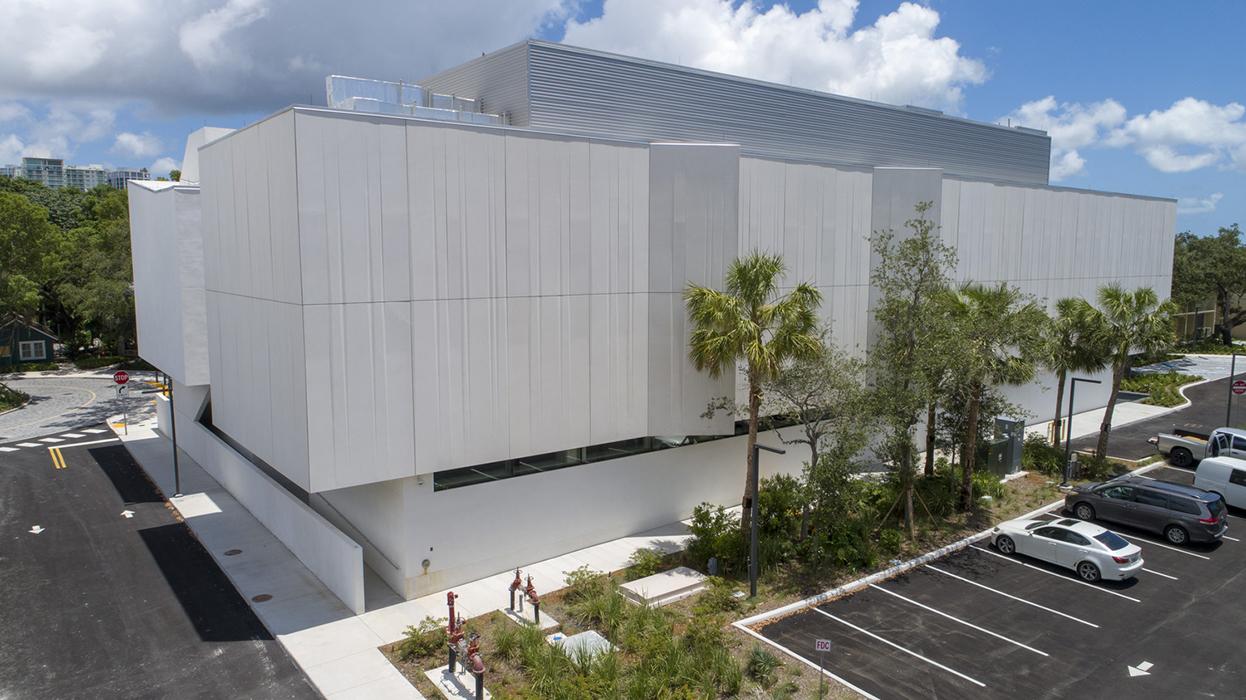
[107,167,149,190]
[64,164,109,190]
[20,157,64,188]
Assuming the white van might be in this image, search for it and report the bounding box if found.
[1194,456,1246,509]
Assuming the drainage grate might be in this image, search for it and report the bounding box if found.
[224,549,242,556]
[251,594,272,603]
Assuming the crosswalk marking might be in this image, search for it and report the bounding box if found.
[39,437,63,443]
[17,442,41,448]
[82,428,106,434]
[0,447,17,453]
[62,433,85,439]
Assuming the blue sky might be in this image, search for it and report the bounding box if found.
[0,0,1240,235]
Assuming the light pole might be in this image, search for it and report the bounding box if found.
[1061,377,1102,488]
[749,442,785,598]
[1226,352,1238,428]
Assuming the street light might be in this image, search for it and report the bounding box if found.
[749,442,785,598]
[1226,352,1239,428]
[1061,377,1103,488]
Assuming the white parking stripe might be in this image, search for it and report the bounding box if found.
[1114,533,1212,560]
[868,584,1048,656]
[925,564,1099,628]
[1142,567,1178,581]
[1222,535,1240,542]
[969,545,1142,603]
[732,623,883,700]
[811,608,987,688]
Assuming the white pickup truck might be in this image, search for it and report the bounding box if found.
[1149,427,1246,467]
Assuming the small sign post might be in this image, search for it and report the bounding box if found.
[1233,379,1245,396]
[815,638,832,697]
[114,371,130,435]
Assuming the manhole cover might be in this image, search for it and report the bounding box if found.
[224,549,242,556]
[251,594,273,603]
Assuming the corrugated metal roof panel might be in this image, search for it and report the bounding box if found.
[420,41,530,126]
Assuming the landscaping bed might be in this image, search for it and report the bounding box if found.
[0,383,29,412]
[1123,370,1204,407]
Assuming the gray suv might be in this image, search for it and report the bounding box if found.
[1065,476,1227,545]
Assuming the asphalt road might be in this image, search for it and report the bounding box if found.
[0,373,160,444]
[1069,376,1246,461]
[0,425,318,699]
[758,466,1246,699]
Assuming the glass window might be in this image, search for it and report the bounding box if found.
[1134,489,1169,508]
[1093,531,1131,551]
[1167,496,1200,515]
[1062,530,1092,546]
[1099,485,1135,501]
[1230,469,1246,487]
[18,340,45,361]
[1233,436,1246,452]
[1033,526,1062,539]
[1207,497,1226,517]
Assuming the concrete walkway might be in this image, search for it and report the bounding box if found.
[115,414,692,699]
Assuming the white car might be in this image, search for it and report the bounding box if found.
[991,517,1143,582]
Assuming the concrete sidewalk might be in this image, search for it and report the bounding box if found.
[115,414,693,699]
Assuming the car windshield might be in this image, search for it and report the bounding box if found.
[1207,497,1226,517]
[1093,531,1130,551]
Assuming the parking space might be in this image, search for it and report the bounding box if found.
[756,472,1246,699]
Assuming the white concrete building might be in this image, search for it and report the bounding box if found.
[128,41,1175,611]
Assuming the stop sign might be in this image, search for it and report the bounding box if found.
[113,370,129,385]
[1233,379,1246,396]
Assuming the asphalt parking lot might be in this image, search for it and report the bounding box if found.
[756,465,1246,699]
[0,424,317,699]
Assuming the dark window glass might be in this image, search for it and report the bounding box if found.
[1033,526,1062,539]
[1134,489,1169,508]
[1093,531,1131,551]
[1207,497,1226,516]
[1100,485,1135,501]
[1231,469,1246,487]
[1167,496,1200,515]
[1233,437,1246,452]
[1063,531,1091,546]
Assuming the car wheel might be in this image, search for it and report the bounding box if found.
[996,535,1016,555]
[1165,525,1189,545]
[1075,503,1095,521]
[1076,561,1101,582]
[1170,447,1194,468]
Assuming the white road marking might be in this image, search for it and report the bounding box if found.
[16,442,40,448]
[732,622,882,700]
[1128,660,1154,677]
[121,510,134,519]
[82,428,106,434]
[924,564,1099,628]
[0,447,18,452]
[868,584,1048,656]
[811,608,987,688]
[29,525,44,534]
[1222,535,1240,542]
[969,545,1142,603]
[61,433,84,439]
[45,437,120,450]
[1141,567,1178,581]
[38,437,63,443]
[1115,533,1211,560]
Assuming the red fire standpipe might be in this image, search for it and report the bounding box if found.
[524,575,540,625]
[446,592,462,671]
[508,568,522,611]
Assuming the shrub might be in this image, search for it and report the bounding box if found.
[758,473,805,538]
[687,503,743,574]
[973,470,1005,501]
[1022,434,1065,476]
[395,616,446,661]
[745,645,781,688]
[1122,371,1202,407]
[1077,454,1120,482]
[692,576,741,616]
[0,384,29,411]
[627,547,665,580]
[878,528,903,556]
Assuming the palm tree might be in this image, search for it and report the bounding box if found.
[942,283,1047,511]
[685,253,823,536]
[1043,298,1109,447]
[1091,284,1175,459]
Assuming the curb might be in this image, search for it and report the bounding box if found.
[0,394,32,417]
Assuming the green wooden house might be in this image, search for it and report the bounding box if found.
[0,315,58,369]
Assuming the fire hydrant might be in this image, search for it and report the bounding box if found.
[524,575,540,625]
[446,592,464,671]
[508,568,522,611]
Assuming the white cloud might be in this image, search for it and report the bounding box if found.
[112,131,163,159]
[1176,192,1223,215]
[1005,96,1125,179]
[0,102,29,123]
[0,0,574,113]
[1010,95,1246,179]
[561,0,987,112]
[150,156,180,177]
[0,134,24,164]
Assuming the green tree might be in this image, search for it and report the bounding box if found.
[1043,298,1109,447]
[1090,284,1175,459]
[0,192,56,318]
[1171,225,1246,345]
[764,332,872,536]
[170,169,182,182]
[869,202,957,536]
[941,282,1046,510]
[685,252,823,538]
